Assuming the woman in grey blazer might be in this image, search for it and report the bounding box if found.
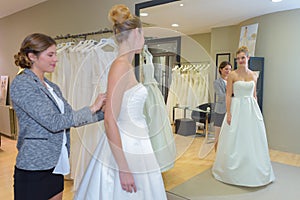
[10,33,106,200]
[213,61,232,151]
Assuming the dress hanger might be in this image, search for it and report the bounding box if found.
[57,41,75,52]
[70,40,85,51]
[142,45,153,64]
[96,38,117,52]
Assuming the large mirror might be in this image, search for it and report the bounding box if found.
[136,0,300,109]
[136,0,217,122]
[135,0,300,198]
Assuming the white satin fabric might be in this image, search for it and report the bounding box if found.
[212,81,275,187]
[75,83,167,200]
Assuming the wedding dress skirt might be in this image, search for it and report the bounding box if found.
[212,81,275,187]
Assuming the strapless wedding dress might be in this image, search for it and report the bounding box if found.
[74,83,167,199]
[212,80,275,187]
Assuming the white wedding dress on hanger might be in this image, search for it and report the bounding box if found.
[72,38,118,191]
[142,46,176,172]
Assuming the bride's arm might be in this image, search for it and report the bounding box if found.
[252,71,258,100]
[104,59,137,193]
[226,72,234,125]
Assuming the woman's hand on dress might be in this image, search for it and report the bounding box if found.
[90,93,106,114]
[119,171,137,193]
[227,113,232,125]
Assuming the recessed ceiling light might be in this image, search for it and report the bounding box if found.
[180,4,184,6]
[171,23,179,27]
[271,0,282,2]
[140,12,148,17]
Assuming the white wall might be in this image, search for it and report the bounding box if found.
[241,9,300,153]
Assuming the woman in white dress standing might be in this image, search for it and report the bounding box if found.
[212,46,275,187]
[75,4,167,199]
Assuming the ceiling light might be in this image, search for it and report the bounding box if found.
[180,4,184,6]
[171,23,179,27]
[271,0,282,2]
[140,12,148,17]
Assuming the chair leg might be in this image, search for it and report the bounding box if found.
[204,114,209,140]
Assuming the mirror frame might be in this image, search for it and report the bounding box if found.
[134,0,180,79]
[215,53,231,79]
[135,0,179,16]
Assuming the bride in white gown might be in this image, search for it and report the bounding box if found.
[212,46,275,187]
[74,4,167,200]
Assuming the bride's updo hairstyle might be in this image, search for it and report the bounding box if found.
[236,46,249,57]
[108,4,142,43]
[14,33,56,69]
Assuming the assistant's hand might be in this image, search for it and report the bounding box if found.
[90,93,106,114]
[119,171,137,193]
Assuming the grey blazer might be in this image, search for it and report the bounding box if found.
[214,77,226,114]
[10,69,104,170]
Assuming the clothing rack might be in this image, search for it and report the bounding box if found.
[174,61,211,68]
[54,28,113,40]
[174,61,210,65]
[173,61,211,73]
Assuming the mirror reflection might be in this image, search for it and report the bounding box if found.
[136,0,300,198]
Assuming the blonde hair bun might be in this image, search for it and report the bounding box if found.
[108,4,132,25]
